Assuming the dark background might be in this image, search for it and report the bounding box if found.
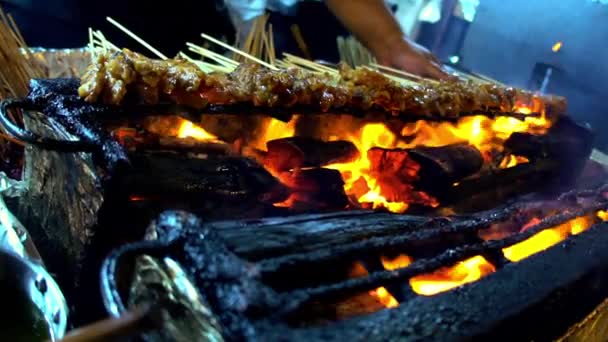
[0,0,235,54]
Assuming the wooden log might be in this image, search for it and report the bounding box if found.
[264,137,359,172]
[112,128,234,155]
[366,147,439,206]
[408,143,484,188]
[276,168,348,212]
[504,116,593,190]
[207,211,441,260]
[117,151,288,204]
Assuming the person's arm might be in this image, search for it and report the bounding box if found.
[324,0,450,80]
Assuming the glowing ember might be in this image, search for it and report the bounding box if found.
[176,98,550,213]
[503,215,595,262]
[381,254,413,271]
[598,210,608,222]
[349,262,399,308]
[409,255,496,296]
[177,120,218,140]
[499,155,530,169]
[370,287,399,308]
[327,123,438,213]
[252,118,297,150]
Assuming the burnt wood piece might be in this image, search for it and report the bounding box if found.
[117,151,288,204]
[364,144,482,204]
[264,137,359,171]
[409,143,484,189]
[278,168,348,212]
[437,117,591,211]
[441,158,559,212]
[505,115,594,190]
[365,147,438,206]
[113,128,234,155]
[210,211,432,260]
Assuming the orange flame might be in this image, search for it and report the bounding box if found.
[598,210,608,222]
[327,123,437,213]
[503,215,595,262]
[381,254,413,270]
[177,120,218,140]
[349,262,399,308]
[499,155,529,169]
[175,102,550,213]
[252,118,297,151]
[409,255,496,296]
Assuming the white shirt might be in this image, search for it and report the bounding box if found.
[224,0,419,44]
[225,0,302,22]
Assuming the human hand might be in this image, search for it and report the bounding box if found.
[373,37,453,81]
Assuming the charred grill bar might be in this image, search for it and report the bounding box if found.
[102,183,608,341]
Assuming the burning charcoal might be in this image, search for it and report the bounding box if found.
[276,168,348,212]
[264,137,359,172]
[367,147,420,183]
[366,147,438,206]
[408,143,484,188]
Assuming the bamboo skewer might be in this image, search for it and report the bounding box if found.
[186,42,239,68]
[371,63,433,82]
[290,24,312,60]
[106,17,168,60]
[283,53,338,74]
[200,32,277,70]
[268,24,276,63]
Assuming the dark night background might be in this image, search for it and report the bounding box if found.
[1,0,606,150]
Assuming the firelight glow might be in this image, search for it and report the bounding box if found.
[409,255,496,296]
[502,215,595,262]
[177,100,551,214]
[351,211,604,309]
[350,262,399,308]
[598,210,608,222]
[177,120,218,140]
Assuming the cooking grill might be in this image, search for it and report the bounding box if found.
[102,182,608,341]
[1,74,607,340]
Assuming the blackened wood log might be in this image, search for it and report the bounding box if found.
[264,137,359,171]
[365,147,439,206]
[278,168,348,212]
[409,143,484,188]
[113,128,234,155]
[441,158,559,213]
[117,152,288,204]
[210,211,458,262]
[504,116,593,189]
[365,144,482,204]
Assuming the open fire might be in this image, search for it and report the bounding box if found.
[167,101,550,214]
[2,53,602,340]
